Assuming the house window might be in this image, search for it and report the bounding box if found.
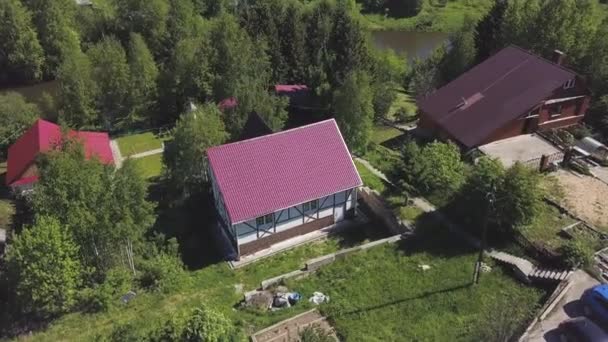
[549,104,562,118]
[528,107,540,117]
[563,79,576,89]
[256,213,274,227]
[302,199,318,212]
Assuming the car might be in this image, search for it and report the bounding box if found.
[582,284,608,324]
[558,317,608,342]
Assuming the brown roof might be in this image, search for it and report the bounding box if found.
[418,46,577,148]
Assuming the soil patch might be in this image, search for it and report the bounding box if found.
[554,170,608,230]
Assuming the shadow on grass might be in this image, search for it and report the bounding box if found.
[337,282,472,317]
[332,218,393,249]
[149,182,224,270]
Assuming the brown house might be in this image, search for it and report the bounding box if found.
[418,46,591,149]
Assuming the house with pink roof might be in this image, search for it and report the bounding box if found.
[206,119,362,258]
[5,119,114,192]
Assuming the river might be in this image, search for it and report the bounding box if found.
[370,30,449,60]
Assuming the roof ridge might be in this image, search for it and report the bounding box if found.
[507,44,578,76]
[208,118,337,151]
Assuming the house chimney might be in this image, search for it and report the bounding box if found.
[552,49,565,65]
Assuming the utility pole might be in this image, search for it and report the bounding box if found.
[473,184,496,285]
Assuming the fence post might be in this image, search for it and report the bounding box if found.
[539,154,549,172]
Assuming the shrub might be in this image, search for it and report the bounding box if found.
[300,324,336,342]
[137,252,187,293]
[560,240,594,268]
[78,268,133,312]
[182,305,234,342]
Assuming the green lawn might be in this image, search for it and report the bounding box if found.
[132,154,163,179]
[286,225,545,341]
[371,124,404,145]
[116,132,166,157]
[388,88,418,122]
[362,0,493,32]
[355,160,387,194]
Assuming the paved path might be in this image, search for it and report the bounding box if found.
[130,147,164,159]
[524,270,599,342]
[109,140,164,169]
[109,140,123,168]
[591,166,608,185]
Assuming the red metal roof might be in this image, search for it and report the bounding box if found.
[6,119,114,186]
[207,119,362,224]
[218,97,238,111]
[418,46,577,148]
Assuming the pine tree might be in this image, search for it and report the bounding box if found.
[474,0,507,63]
[333,70,374,153]
[127,33,159,125]
[57,48,98,128]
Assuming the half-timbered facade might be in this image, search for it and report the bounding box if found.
[207,119,362,258]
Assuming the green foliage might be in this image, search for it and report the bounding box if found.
[23,0,80,77]
[441,17,476,82]
[560,240,594,268]
[114,0,170,54]
[78,268,133,313]
[0,92,40,156]
[300,324,335,342]
[333,71,374,153]
[127,33,159,126]
[87,36,131,129]
[32,140,155,274]
[5,216,83,317]
[57,47,98,128]
[0,0,45,83]
[163,103,228,198]
[405,45,446,97]
[182,305,233,342]
[474,0,507,63]
[501,0,602,64]
[402,140,466,196]
[137,238,187,293]
[498,163,543,228]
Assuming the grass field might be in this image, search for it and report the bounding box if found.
[132,154,163,179]
[286,224,545,341]
[388,88,418,122]
[362,0,493,32]
[355,160,387,194]
[116,132,166,157]
[371,124,403,145]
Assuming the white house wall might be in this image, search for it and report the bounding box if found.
[231,189,357,245]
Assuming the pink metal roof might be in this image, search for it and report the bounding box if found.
[207,119,362,224]
[6,119,114,186]
[218,97,238,111]
[274,84,308,93]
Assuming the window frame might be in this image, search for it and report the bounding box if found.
[563,79,576,89]
[264,213,274,225]
[549,104,562,118]
[302,199,318,212]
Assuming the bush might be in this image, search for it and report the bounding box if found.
[182,305,234,342]
[560,240,594,268]
[137,238,188,293]
[78,268,133,312]
[300,324,335,342]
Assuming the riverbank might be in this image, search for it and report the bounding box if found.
[362,0,493,32]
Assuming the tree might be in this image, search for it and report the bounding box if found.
[0,0,44,83]
[497,163,542,228]
[386,0,423,18]
[332,71,374,153]
[474,0,508,63]
[5,216,82,317]
[280,2,308,83]
[87,36,131,129]
[56,47,98,128]
[163,103,228,198]
[74,0,117,44]
[402,140,466,196]
[127,33,159,125]
[162,0,204,62]
[329,1,370,87]
[182,305,233,342]
[370,49,407,119]
[114,0,170,55]
[441,17,476,82]
[22,0,80,77]
[32,139,155,274]
[406,45,446,98]
[0,92,40,156]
